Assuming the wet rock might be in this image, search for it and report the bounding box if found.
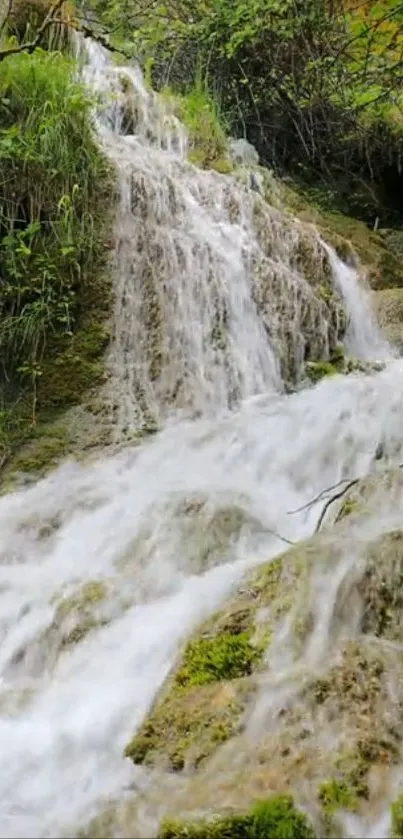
[121,490,403,834]
[229,138,259,166]
[373,288,403,352]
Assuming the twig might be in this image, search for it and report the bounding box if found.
[288,477,354,515]
[79,22,134,59]
[266,527,295,546]
[314,461,403,533]
[315,478,358,533]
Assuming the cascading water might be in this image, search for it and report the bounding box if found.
[81,40,355,434]
[0,39,402,839]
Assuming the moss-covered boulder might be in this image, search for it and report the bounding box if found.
[117,487,403,836]
[124,559,287,770]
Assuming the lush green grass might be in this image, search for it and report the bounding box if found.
[162,82,232,172]
[0,46,112,464]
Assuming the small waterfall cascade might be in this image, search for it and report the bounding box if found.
[0,38,400,839]
[82,40,389,435]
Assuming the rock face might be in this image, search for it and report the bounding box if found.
[229,138,260,166]
[112,469,403,839]
[373,288,403,353]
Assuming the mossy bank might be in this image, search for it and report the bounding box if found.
[0,37,116,484]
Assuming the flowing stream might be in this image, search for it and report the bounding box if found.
[0,40,402,839]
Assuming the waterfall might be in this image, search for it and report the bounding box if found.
[0,40,401,839]
[325,245,393,362]
[82,40,365,433]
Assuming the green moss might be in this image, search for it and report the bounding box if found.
[335,498,358,522]
[304,345,345,385]
[5,431,68,475]
[391,793,403,838]
[305,361,338,383]
[211,157,233,174]
[124,678,250,770]
[318,779,358,838]
[124,552,304,771]
[360,531,403,641]
[58,580,107,616]
[319,779,358,814]
[174,632,261,688]
[158,795,315,839]
[330,344,345,369]
[334,751,370,801]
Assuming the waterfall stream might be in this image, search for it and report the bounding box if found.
[0,40,402,839]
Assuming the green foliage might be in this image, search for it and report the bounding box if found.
[391,793,403,838]
[97,0,403,224]
[174,631,260,687]
[0,47,112,459]
[158,795,315,839]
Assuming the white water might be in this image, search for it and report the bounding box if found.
[82,40,360,433]
[0,40,401,839]
[326,245,393,362]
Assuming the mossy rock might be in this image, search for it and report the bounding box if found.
[125,678,254,772]
[305,360,338,383]
[48,579,109,650]
[250,204,347,384]
[141,514,403,820]
[1,404,112,487]
[278,183,403,290]
[158,795,315,839]
[373,287,403,351]
[124,554,303,771]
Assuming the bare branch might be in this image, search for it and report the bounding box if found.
[266,527,295,546]
[314,478,358,532]
[287,477,354,515]
[0,0,68,62]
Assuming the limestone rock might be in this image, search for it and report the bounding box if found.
[229,138,259,166]
[373,288,403,352]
